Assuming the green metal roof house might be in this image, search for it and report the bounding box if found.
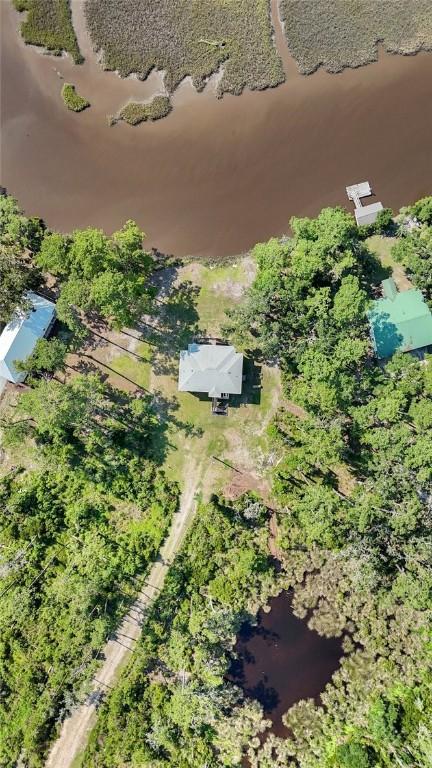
[367,278,432,359]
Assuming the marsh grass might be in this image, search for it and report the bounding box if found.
[119,96,172,126]
[14,0,83,64]
[280,0,432,74]
[85,0,284,97]
[61,83,90,111]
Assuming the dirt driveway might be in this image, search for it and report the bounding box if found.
[45,458,203,768]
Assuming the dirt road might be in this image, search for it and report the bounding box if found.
[45,460,202,768]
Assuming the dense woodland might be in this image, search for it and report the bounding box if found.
[83,496,277,767]
[81,201,432,767]
[240,203,432,767]
[0,198,178,765]
[1,195,432,766]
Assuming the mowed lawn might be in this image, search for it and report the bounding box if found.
[366,234,413,291]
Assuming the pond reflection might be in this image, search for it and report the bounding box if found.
[228,591,343,736]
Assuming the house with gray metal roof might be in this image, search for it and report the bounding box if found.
[178,344,243,399]
[0,293,56,384]
[346,181,384,226]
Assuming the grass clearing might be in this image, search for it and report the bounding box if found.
[158,359,281,497]
[61,83,90,111]
[280,0,432,74]
[106,341,152,390]
[85,0,284,97]
[180,257,256,337]
[14,0,83,63]
[119,96,172,126]
[0,387,39,476]
[147,257,279,496]
[366,234,414,291]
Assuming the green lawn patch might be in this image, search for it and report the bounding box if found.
[14,0,83,63]
[119,96,172,126]
[366,234,413,291]
[108,342,152,391]
[61,83,90,112]
[85,0,284,97]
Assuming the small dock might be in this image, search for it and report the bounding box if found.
[346,181,383,226]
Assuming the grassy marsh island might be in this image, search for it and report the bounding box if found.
[280,0,432,74]
[13,0,83,63]
[61,82,90,111]
[84,0,285,96]
[119,96,172,126]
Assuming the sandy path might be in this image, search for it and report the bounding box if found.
[45,459,202,768]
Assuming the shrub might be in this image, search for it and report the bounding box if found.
[374,207,394,234]
[61,83,90,112]
[119,96,172,125]
[410,196,432,225]
[13,0,29,11]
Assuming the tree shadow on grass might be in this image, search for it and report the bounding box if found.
[137,281,201,377]
[362,246,392,288]
[150,261,181,300]
[150,390,204,463]
[88,330,151,362]
[153,391,204,438]
[74,355,151,392]
[74,278,200,380]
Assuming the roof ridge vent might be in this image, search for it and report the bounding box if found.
[381,277,398,301]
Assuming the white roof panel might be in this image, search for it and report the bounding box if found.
[355,202,384,226]
[0,293,56,383]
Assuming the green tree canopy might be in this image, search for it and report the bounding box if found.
[392,226,432,299]
[0,196,43,324]
[37,220,156,330]
[14,337,68,376]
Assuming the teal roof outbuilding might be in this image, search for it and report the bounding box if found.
[368,280,432,359]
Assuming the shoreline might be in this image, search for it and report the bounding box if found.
[2,0,432,259]
[12,0,432,113]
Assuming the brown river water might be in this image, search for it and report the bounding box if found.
[1,0,432,258]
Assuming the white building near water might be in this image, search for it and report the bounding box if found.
[0,293,56,384]
[346,181,384,226]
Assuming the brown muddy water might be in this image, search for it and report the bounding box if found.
[228,591,342,736]
[1,0,432,258]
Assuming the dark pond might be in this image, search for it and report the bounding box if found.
[228,591,343,737]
